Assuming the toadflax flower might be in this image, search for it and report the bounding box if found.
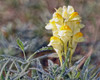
[62,6,81,22]
[48,36,63,66]
[58,25,72,42]
[69,32,85,63]
[73,32,84,42]
[58,25,72,57]
[45,20,59,37]
[45,5,85,66]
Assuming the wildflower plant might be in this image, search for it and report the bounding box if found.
[0,5,100,80]
[45,5,85,66]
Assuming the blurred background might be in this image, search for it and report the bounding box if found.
[0,0,100,67]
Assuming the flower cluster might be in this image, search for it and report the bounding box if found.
[45,5,85,66]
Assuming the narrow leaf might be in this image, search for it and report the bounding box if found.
[16,38,24,51]
[0,59,10,77]
[5,61,14,80]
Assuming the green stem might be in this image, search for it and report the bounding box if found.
[58,53,62,66]
[69,42,77,66]
[5,61,14,80]
[64,42,67,59]
[15,62,30,80]
[59,49,70,78]
[27,52,37,61]
[69,49,73,66]
[23,51,26,61]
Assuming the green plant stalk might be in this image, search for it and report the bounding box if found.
[27,52,37,61]
[0,60,10,77]
[69,48,73,66]
[16,38,26,60]
[59,49,70,78]
[68,40,72,66]
[5,61,14,80]
[69,42,77,66]
[0,74,4,80]
[64,42,67,59]
[23,50,26,61]
[15,62,30,80]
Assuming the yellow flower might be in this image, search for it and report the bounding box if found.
[58,25,72,42]
[45,20,59,37]
[62,6,68,19]
[55,7,63,15]
[76,22,85,29]
[69,12,78,20]
[67,5,74,14]
[45,5,85,66]
[45,20,56,30]
[48,36,63,66]
[52,12,63,23]
[45,12,63,31]
[65,21,85,35]
[62,6,81,22]
[73,22,85,34]
[73,32,85,42]
[69,32,84,64]
[53,13,62,19]
[60,25,71,31]
[62,6,75,19]
[45,5,81,34]
[58,25,72,57]
[52,12,63,29]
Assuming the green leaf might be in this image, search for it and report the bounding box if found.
[90,68,100,79]
[84,56,91,67]
[5,61,14,80]
[82,56,91,73]
[16,38,24,51]
[75,71,80,79]
[0,73,5,80]
[27,46,53,61]
[0,60,10,78]
[37,46,53,52]
[81,56,91,80]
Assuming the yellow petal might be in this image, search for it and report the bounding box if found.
[52,12,63,26]
[74,32,83,37]
[69,12,79,20]
[45,23,52,30]
[55,7,63,15]
[71,15,81,21]
[58,30,72,37]
[48,36,63,49]
[73,32,85,42]
[67,5,74,14]
[53,12,63,19]
[78,24,85,29]
[62,6,68,18]
[60,25,72,31]
[50,36,60,41]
